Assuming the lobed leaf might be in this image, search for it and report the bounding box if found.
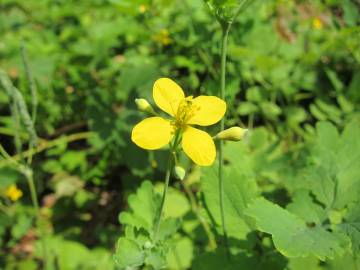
[245,198,349,260]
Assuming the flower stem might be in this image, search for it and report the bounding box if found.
[153,153,172,241]
[219,24,231,250]
[153,132,180,241]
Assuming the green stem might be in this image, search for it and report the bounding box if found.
[153,154,172,241]
[153,132,181,241]
[219,24,231,250]
[24,169,50,270]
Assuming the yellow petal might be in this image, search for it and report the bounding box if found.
[182,126,216,166]
[131,117,174,150]
[153,78,185,116]
[187,96,226,126]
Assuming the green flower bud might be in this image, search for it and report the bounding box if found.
[135,98,155,114]
[144,241,153,249]
[174,165,186,180]
[214,127,248,141]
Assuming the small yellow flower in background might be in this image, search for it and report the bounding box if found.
[312,18,323,30]
[139,4,147,13]
[5,184,23,202]
[153,29,171,46]
[132,78,226,166]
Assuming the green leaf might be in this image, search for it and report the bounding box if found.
[114,238,145,269]
[145,248,167,270]
[192,248,286,270]
[305,121,360,209]
[287,190,327,225]
[287,256,322,270]
[327,251,360,270]
[285,106,307,127]
[237,102,258,115]
[0,167,21,188]
[119,181,161,233]
[167,237,194,270]
[157,218,181,241]
[160,186,190,219]
[192,248,251,270]
[245,198,349,260]
[342,0,359,26]
[204,0,253,24]
[338,203,360,253]
[260,102,282,120]
[116,181,182,269]
[202,164,258,241]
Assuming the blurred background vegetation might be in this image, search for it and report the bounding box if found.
[0,0,359,269]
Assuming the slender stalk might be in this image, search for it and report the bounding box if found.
[153,152,173,240]
[218,24,231,249]
[24,169,50,270]
[217,0,252,250]
[153,132,181,240]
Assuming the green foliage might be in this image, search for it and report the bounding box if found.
[0,0,359,269]
[204,0,253,25]
[202,161,258,240]
[245,197,349,260]
[114,181,181,269]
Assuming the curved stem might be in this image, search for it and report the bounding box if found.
[219,24,231,250]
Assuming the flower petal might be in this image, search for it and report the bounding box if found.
[187,96,226,126]
[132,117,174,150]
[153,78,185,116]
[182,126,216,166]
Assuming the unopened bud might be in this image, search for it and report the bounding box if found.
[174,166,186,181]
[144,241,153,249]
[214,127,248,141]
[135,98,155,114]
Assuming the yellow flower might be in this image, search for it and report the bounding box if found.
[312,18,323,30]
[131,78,226,166]
[5,184,23,202]
[153,29,171,46]
[139,4,147,13]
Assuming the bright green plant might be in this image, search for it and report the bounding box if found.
[1,0,359,269]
